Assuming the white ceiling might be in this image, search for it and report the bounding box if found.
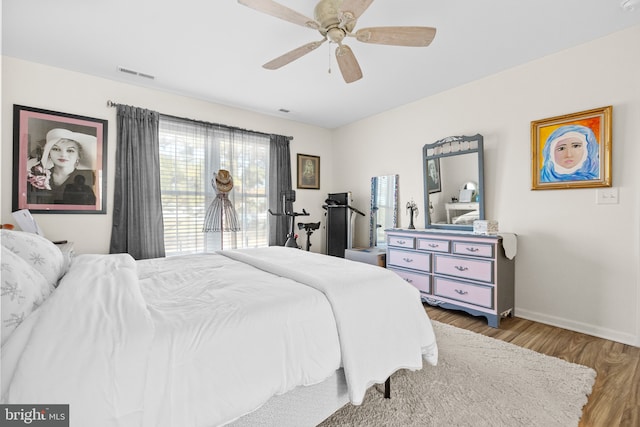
[3,1,640,129]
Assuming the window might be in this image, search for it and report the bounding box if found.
[159,116,270,255]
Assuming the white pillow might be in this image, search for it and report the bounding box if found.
[452,210,480,225]
[1,247,52,345]
[1,230,64,288]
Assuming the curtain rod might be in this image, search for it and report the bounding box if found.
[107,100,293,140]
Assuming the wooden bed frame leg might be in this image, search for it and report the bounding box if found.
[384,377,391,399]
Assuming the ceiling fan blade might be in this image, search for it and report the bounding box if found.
[238,0,319,29]
[335,44,363,84]
[355,26,437,47]
[263,39,326,70]
[339,0,374,19]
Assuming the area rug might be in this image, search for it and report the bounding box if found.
[319,320,596,427]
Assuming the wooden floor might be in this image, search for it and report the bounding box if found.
[424,305,640,427]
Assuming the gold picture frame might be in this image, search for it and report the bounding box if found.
[531,106,612,190]
[297,153,320,189]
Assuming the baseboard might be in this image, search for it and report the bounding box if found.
[516,308,639,348]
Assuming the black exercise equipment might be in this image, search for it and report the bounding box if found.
[322,192,365,258]
[298,221,320,251]
[268,190,309,248]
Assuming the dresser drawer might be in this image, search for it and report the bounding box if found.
[416,238,450,253]
[434,254,494,283]
[452,241,494,258]
[388,249,431,272]
[434,277,494,309]
[387,235,415,249]
[389,268,431,294]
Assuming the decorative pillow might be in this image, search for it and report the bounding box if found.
[1,247,52,345]
[1,229,65,288]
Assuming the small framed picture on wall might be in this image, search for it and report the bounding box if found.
[12,105,108,213]
[297,153,320,190]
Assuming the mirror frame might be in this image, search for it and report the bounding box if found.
[370,174,399,247]
[423,134,485,231]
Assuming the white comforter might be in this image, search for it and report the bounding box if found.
[1,254,154,426]
[1,247,437,427]
[220,247,438,403]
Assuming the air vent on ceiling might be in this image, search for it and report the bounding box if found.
[117,66,156,80]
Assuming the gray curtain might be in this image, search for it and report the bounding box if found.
[109,105,165,259]
[268,135,292,246]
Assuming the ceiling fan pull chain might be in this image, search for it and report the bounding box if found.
[328,42,332,74]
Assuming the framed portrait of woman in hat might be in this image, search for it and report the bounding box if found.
[12,105,108,213]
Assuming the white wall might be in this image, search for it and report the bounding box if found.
[2,26,639,347]
[1,57,333,254]
[332,26,640,346]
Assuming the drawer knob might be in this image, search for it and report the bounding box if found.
[428,243,438,248]
[465,247,479,252]
[404,278,413,283]
[396,240,406,245]
[402,257,414,263]
[454,289,469,295]
[454,265,469,272]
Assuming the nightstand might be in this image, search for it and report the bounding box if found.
[344,247,386,267]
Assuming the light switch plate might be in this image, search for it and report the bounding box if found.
[596,188,619,204]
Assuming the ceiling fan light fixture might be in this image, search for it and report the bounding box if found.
[327,27,346,43]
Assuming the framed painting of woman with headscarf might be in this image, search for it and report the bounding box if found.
[12,105,108,213]
[531,106,612,190]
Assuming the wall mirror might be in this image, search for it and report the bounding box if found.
[423,135,485,230]
[370,174,398,246]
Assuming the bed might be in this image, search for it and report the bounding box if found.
[452,210,480,225]
[1,229,438,426]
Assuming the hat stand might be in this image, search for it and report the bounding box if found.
[203,171,240,250]
[219,194,225,250]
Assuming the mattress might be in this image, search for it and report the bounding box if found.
[230,369,349,427]
[1,231,437,427]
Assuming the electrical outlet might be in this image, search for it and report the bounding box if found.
[596,188,619,205]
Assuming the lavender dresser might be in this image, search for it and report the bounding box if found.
[386,229,515,328]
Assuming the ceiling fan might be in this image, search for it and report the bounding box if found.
[238,0,437,83]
